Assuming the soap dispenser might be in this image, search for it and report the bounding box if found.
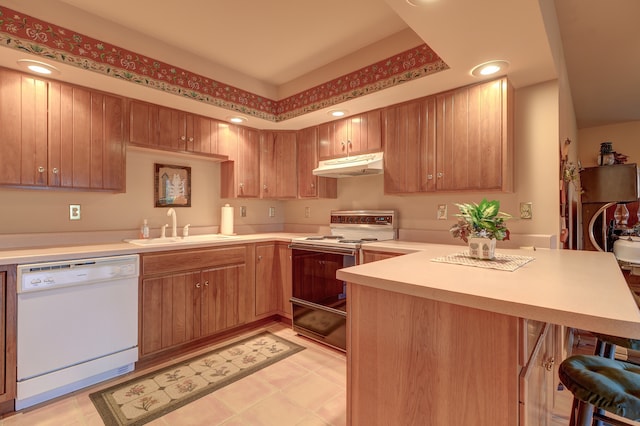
[141,219,149,239]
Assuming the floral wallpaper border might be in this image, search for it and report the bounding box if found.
[0,5,448,123]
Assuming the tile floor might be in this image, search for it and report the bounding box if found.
[0,323,347,426]
[5,323,637,426]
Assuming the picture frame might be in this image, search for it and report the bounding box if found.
[154,163,191,207]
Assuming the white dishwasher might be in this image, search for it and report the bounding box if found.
[16,254,139,410]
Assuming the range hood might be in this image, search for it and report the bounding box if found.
[312,152,384,178]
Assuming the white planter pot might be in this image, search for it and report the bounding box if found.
[468,237,496,260]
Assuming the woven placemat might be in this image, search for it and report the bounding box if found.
[431,252,535,272]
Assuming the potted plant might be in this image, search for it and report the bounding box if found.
[449,198,511,259]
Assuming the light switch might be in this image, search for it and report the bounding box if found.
[305,207,311,218]
[269,207,276,217]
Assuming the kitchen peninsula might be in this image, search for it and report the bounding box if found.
[337,244,640,425]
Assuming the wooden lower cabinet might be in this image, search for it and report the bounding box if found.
[254,243,292,319]
[519,322,555,426]
[347,283,554,425]
[139,246,251,358]
[361,250,401,263]
[0,266,16,409]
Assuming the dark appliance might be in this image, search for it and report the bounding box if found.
[580,164,640,251]
[289,210,397,351]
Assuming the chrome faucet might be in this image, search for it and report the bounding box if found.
[167,208,178,238]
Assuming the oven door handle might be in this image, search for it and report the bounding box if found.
[289,243,358,257]
[290,297,347,317]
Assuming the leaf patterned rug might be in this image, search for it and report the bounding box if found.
[90,331,305,426]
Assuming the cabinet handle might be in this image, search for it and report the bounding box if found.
[52,168,59,175]
[204,280,209,286]
[258,255,262,262]
[188,137,194,142]
[543,357,555,371]
[427,174,433,180]
[239,183,244,188]
[38,166,45,173]
[437,172,443,178]
[263,184,268,190]
[310,182,315,188]
[195,282,201,288]
[180,136,186,141]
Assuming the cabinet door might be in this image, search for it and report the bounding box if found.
[362,251,401,263]
[237,127,260,197]
[255,244,280,317]
[436,78,510,191]
[191,115,219,155]
[318,119,349,160]
[383,98,436,194]
[140,272,198,356]
[201,263,247,335]
[519,323,554,426]
[49,83,126,191]
[0,69,48,186]
[296,127,337,199]
[157,106,186,151]
[349,110,382,155]
[261,131,297,199]
[127,99,159,147]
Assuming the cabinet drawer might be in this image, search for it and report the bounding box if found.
[142,246,246,276]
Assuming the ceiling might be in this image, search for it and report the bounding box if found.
[0,0,636,130]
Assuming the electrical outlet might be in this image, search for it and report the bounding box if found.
[269,207,275,217]
[305,207,311,218]
[437,204,447,220]
[69,204,81,220]
[520,202,533,219]
[240,206,247,217]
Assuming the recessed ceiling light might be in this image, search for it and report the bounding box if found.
[328,109,348,118]
[227,116,247,124]
[471,60,509,77]
[17,59,60,76]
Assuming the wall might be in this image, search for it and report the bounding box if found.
[578,121,640,167]
[0,82,561,249]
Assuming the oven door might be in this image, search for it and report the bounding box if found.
[289,245,356,351]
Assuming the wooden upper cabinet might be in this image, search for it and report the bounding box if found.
[383,97,436,194]
[0,68,48,187]
[220,125,260,198]
[48,82,126,191]
[260,130,297,199]
[383,77,513,195]
[436,77,513,192]
[296,127,337,199]
[318,110,382,160]
[127,99,223,157]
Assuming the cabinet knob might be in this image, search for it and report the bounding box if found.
[427,174,433,180]
[263,184,268,190]
[52,168,59,175]
[437,172,443,178]
[188,137,194,142]
[204,280,209,286]
[180,136,186,141]
[543,357,555,371]
[310,182,315,188]
[258,255,262,261]
[38,166,45,173]
[239,182,244,188]
[195,282,201,288]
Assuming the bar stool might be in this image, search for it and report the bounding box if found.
[559,354,640,425]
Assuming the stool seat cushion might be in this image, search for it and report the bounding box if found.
[559,355,640,420]
[593,333,640,351]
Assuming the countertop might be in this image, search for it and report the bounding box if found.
[0,233,301,265]
[337,244,640,339]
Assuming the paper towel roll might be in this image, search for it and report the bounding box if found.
[220,204,234,235]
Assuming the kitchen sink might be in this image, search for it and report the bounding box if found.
[125,234,238,246]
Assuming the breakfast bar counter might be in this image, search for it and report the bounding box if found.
[336,244,640,425]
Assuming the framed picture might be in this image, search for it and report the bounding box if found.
[154,163,191,207]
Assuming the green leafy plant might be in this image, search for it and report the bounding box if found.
[449,198,511,242]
